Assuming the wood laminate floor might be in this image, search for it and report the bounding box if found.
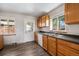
[0,41,49,56]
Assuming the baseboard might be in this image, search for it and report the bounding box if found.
[4,41,34,47]
[16,41,34,44]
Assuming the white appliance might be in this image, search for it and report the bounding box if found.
[38,33,43,47]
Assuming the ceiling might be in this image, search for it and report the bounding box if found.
[0,3,61,17]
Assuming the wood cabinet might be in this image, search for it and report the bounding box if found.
[34,32,38,43]
[48,36,56,55]
[0,35,4,49]
[41,16,46,27]
[65,3,79,24]
[45,15,50,26]
[42,34,79,56]
[43,35,48,51]
[37,18,42,28]
[37,19,39,28]
[39,18,42,28]
[37,15,50,28]
[57,39,79,56]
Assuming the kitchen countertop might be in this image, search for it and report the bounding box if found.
[38,31,79,44]
[58,32,79,36]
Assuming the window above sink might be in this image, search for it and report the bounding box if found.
[50,14,66,32]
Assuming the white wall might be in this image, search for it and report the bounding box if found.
[0,12,36,45]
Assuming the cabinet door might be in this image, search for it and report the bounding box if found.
[37,18,42,28]
[34,32,38,43]
[48,36,56,56]
[39,18,42,28]
[43,35,47,51]
[0,35,3,49]
[65,3,69,24]
[41,16,46,27]
[65,3,79,24]
[45,15,50,26]
[57,39,79,56]
[37,19,39,28]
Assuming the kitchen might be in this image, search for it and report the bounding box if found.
[0,3,79,56]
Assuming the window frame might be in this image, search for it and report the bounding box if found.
[50,14,66,32]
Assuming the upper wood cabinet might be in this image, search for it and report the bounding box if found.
[41,16,46,27]
[45,15,50,26]
[37,18,42,28]
[65,3,79,24]
[48,36,56,56]
[37,19,39,28]
[39,18,42,27]
[37,15,50,28]
[0,35,4,49]
[43,35,48,51]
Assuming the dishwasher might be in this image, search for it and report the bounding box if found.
[38,33,43,47]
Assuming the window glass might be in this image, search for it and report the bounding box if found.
[58,15,65,30]
[52,18,57,30]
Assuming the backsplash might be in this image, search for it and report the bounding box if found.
[65,24,79,34]
[39,27,50,32]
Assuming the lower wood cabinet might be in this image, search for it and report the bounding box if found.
[47,36,56,56]
[57,39,79,56]
[0,35,4,49]
[34,32,38,43]
[42,35,79,56]
[43,35,48,51]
